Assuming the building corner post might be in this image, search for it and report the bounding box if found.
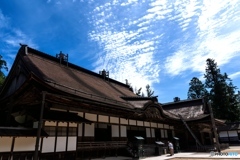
[208,101,221,152]
[34,91,46,160]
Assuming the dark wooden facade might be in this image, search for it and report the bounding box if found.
[0,45,224,159]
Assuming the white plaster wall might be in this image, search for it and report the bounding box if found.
[129,120,136,125]
[146,128,151,138]
[42,137,55,153]
[69,123,77,127]
[0,137,12,152]
[85,123,94,137]
[85,113,97,121]
[78,112,84,117]
[151,128,155,137]
[67,137,77,151]
[112,125,119,137]
[169,126,174,129]
[78,123,82,136]
[164,124,169,129]
[45,121,57,126]
[58,122,67,127]
[110,117,119,124]
[165,130,168,138]
[14,137,36,151]
[151,122,157,128]
[120,118,128,125]
[228,131,238,137]
[98,115,109,123]
[161,129,164,138]
[120,125,127,137]
[219,131,228,137]
[137,121,144,126]
[56,137,67,152]
[158,123,163,128]
[144,122,150,127]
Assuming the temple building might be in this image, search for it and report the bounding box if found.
[0,45,225,159]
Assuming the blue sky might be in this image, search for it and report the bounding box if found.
[0,0,240,103]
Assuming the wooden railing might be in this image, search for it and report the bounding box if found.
[77,141,127,158]
[77,141,127,150]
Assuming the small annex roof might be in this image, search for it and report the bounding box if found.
[162,98,208,120]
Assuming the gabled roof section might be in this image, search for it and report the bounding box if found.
[162,98,208,120]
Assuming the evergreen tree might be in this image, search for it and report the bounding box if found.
[0,55,8,86]
[146,84,154,97]
[135,87,142,96]
[188,77,208,99]
[204,58,240,122]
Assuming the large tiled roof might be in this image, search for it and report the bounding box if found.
[23,47,138,108]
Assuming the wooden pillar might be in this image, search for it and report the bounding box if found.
[34,91,46,160]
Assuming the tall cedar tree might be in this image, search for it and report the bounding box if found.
[146,84,154,97]
[188,77,208,99]
[204,58,240,122]
[0,55,8,86]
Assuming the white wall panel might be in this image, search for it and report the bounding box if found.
[0,137,12,152]
[129,120,136,125]
[146,128,151,138]
[98,115,109,123]
[228,131,238,137]
[144,122,150,127]
[164,124,169,129]
[151,122,157,128]
[56,137,67,152]
[112,125,119,137]
[165,130,168,138]
[151,128,155,137]
[14,137,36,151]
[120,125,127,137]
[45,121,57,126]
[158,123,163,128]
[161,129,164,138]
[120,118,128,125]
[219,131,228,137]
[84,123,94,137]
[67,137,77,151]
[69,123,77,127]
[42,137,55,153]
[78,112,84,117]
[169,126,174,129]
[110,117,119,124]
[58,122,67,127]
[85,113,97,121]
[137,121,144,126]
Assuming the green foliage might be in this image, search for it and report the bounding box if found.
[204,58,240,122]
[134,84,154,97]
[135,87,142,96]
[146,84,154,97]
[188,77,208,99]
[0,55,8,86]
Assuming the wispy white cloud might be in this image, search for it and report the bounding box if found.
[88,0,163,93]
[0,9,37,70]
[164,0,240,76]
[229,72,240,80]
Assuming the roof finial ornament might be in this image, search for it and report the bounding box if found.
[56,51,68,66]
